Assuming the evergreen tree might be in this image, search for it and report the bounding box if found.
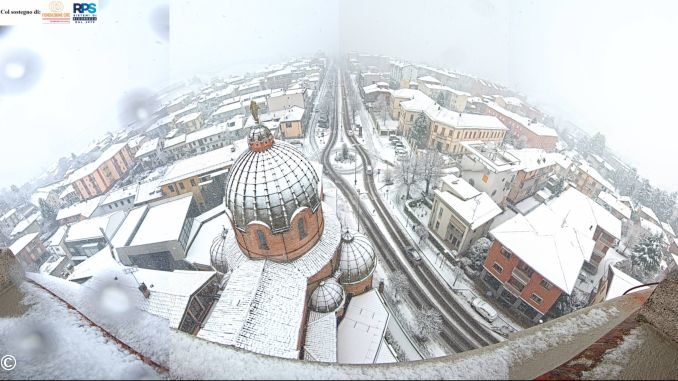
[589,132,606,155]
[465,237,492,272]
[631,234,663,282]
[435,92,447,107]
[409,112,429,150]
[39,198,57,222]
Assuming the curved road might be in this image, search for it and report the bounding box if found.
[320,67,500,353]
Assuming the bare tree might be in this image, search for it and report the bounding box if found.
[420,150,446,196]
[374,94,389,126]
[393,152,422,200]
[411,307,443,341]
[388,272,410,302]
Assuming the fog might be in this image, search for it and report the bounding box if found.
[1,0,677,191]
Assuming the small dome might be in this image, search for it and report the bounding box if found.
[209,227,229,273]
[309,278,345,313]
[338,230,376,284]
[225,133,321,233]
[248,125,274,152]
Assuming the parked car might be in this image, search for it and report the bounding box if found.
[395,142,405,149]
[389,135,400,142]
[365,165,373,175]
[395,148,407,155]
[471,297,498,322]
[404,246,422,264]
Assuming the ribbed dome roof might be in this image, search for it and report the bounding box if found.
[210,227,229,273]
[309,278,345,313]
[225,125,321,233]
[338,230,376,284]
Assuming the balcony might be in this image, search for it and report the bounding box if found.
[512,267,532,285]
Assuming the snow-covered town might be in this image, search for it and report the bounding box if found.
[1,1,678,380]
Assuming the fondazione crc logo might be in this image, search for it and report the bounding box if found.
[42,1,70,24]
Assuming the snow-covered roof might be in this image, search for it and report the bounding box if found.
[213,102,243,116]
[417,75,441,84]
[198,260,307,359]
[9,232,39,254]
[101,184,139,206]
[337,289,389,364]
[67,247,122,282]
[486,102,558,137]
[639,218,664,237]
[507,148,556,172]
[163,134,186,149]
[424,83,470,97]
[577,162,615,193]
[134,178,164,205]
[133,268,217,329]
[56,196,103,221]
[304,312,337,363]
[435,177,501,230]
[660,222,675,237]
[110,206,148,248]
[490,208,594,295]
[545,188,622,240]
[68,143,128,183]
[65,211,126,243]
[638,205,660,225]
[280,106,305,122]
[363,84,391,95]
[185,123,227,145]
[399,92,436,113]
[176,112,202,124]
[160,143,245,186]
[426,106,506,130]
[45,225,69,247]
[597,192,632,220]
[184,207,229,268]
[1,208,17,221]
[59,184,77,199]
[134,138,160,158]
[460,141,521,173]
[10,213,40,236]
[129,194,193,246]
[605,266,645,301]
[39,255,67,275]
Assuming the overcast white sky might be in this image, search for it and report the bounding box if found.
[1,0,677,191]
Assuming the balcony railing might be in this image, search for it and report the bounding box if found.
[512,267,532,284]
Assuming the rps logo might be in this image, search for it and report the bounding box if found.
[73,3,96,13]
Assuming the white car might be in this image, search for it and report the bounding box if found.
[471,297,498,322]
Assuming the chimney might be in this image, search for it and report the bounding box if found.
[138,282,151,299]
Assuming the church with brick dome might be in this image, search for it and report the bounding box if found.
[203,121,383,362]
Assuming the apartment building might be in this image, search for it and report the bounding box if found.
[429,175,501,254]
[482,102,559,151]
[69,143,135,200]
[505,148,558,206]
[573,161,616,198]
[482,188,620,321]
[0,209,24,235]
[390,61,418,89]
[9,232,46,270]
[425,106,507,155]
[135,137,166,170]
[160,143,245,211]
[268,88,307,113]
[419,81,470,112]
[458,141,522,206]
[176,112,204,133]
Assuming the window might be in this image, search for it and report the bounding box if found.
[438,207,443,218]
[500,248,511,259]
[492,190,497,196]
[409,114,413,121]
[298,219,307,240]
[530,293,543,304]
[492,262,503,273]
[539,279,552,290]
[257,230,269,250]
[435,221,440,229]
[468,178,475,186]
[168,184,175,192]
[190,179,196,187]
[179,182,185,190]
[286,122,292,128]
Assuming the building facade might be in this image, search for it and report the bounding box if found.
[69,143,135,200]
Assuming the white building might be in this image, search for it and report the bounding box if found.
[430,174,502,254]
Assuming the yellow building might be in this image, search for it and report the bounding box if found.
[160,143,245,211]
[279,106,305,139]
